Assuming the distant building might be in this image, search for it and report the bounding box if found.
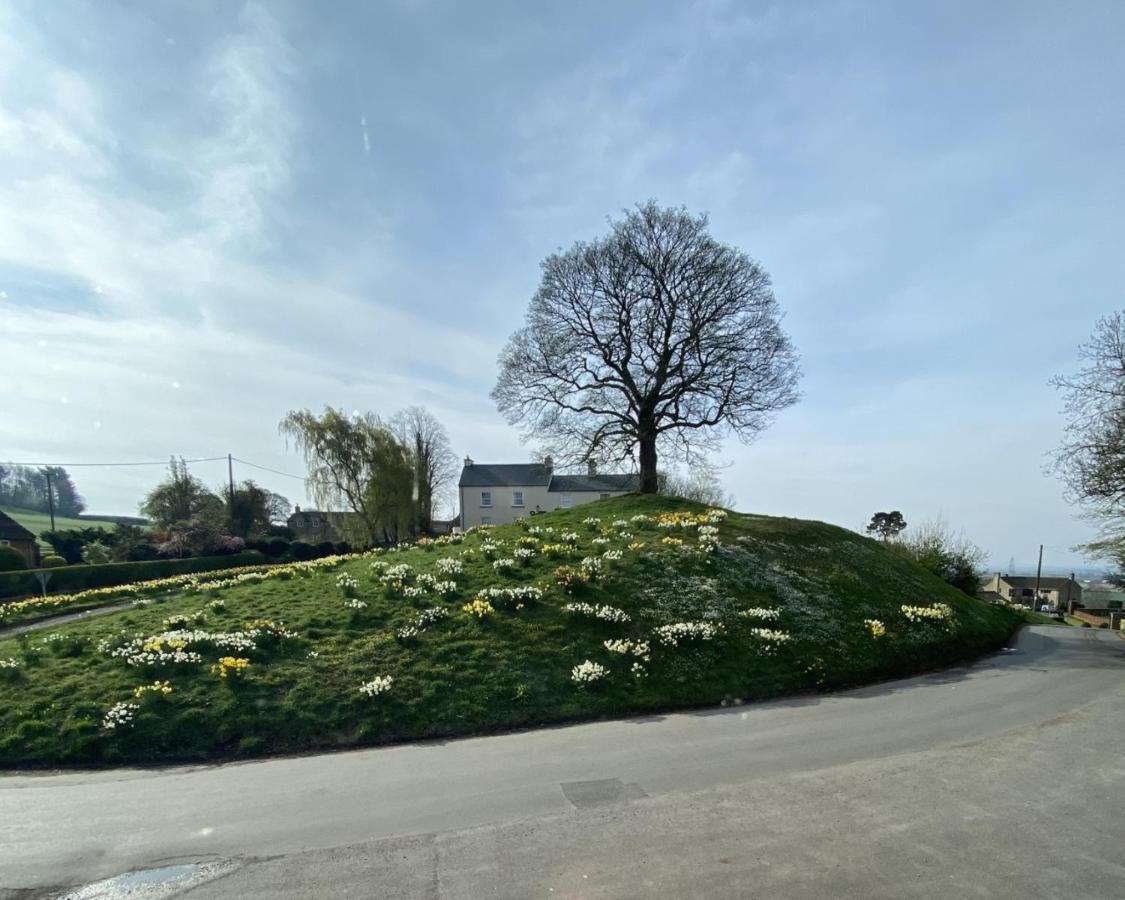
[287,507,357,543]
[458,456,639,528]
[980,572,1082,610]
[0,510,40,567]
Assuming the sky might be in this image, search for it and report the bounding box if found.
[1,0,1123,571]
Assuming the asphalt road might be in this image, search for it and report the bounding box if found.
[2,625,1124,898]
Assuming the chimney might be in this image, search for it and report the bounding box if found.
[543,456,553,473]
[463,456,474,467]
[587,459,597,476]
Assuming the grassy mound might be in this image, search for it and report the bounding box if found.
[0,496,1021,767]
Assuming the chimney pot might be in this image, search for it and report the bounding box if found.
[587,459,597,476]
[543,456,553,472]
[463,456,474,467]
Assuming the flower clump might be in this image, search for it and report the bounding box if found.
[553,565,590,592]
[211,656,251,678]
[747,628,790,654]
[336,572,360,596]
[435,557,463,577]
[395,606,449,639]
[571,659,608,684]
[102,701,139,730]
[603,639,651,661]
[133,680,173,699]
[901,603,953,623]
[476,586,544,608]
[653,621,722,646]
[462,598,495,618]
[563,602,631,624]
[739,608,781,621]
[865,618,887,638]
[359,675,393,697]
[492,557,517,573]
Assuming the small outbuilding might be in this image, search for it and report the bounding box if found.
[0,510,40,568]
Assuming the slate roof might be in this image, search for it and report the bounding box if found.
[548,474,640,493]
[0,510,36,542]
[458,463,639,493]
[458,464,552,488]
[1000,575,1078,590]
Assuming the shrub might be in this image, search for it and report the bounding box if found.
[289,541,315,561]
[0,547,27,572]
[39,555,67,569]
[81,541,113,565]
[315,541,336,558]
[333,541,352,555]
[0,550,267,599]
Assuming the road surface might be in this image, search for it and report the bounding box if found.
[2,625,1123,898]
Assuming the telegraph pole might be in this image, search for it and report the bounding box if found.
[44,469,56,532]
[1033,544,1044,611]
[228,454,236,532]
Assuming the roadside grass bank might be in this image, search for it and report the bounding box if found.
[0,495,1023,767]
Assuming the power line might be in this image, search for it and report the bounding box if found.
[2,456,228,467]
[230,457,314,482]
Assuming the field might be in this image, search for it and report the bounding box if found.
[1,506,123,551]
[0,495,1023,767]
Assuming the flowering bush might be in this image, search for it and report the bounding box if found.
[541,543,569,558]
[516,536,539,549]
[103,701,139,730]
[513,547,536,564]
[359,675,393,697]
[476,586,543,608]
[560,531,580,545]
[865,618,887,638]
[653,621,722,646]
[579,556,604,577]
[480,540,504,559]
[211,656,250,678]
[602,549,623,561]
[381,564,414,583]
[563,602,630,624]
[629,514,654,529]
[582,517,601,530]
[553,565,590,592]
[571,659,608,685]
[492,557,517,573]
[611,519,629,529]
[395,607,449,639]
[345,598,369,609]
[462,598,495,618]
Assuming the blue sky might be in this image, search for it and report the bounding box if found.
[1,0,1122,570]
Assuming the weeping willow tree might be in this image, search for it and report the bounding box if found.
[279,407,414,546]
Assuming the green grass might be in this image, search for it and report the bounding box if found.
[0,495,1023,768]
[1,506,123,551]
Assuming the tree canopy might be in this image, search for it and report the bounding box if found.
[866,511,907,541]
[139,457,222,528]
[492,202,801,492]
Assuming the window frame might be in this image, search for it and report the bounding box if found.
[480,490,492,507]
[512,490,524,507]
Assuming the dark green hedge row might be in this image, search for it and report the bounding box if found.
[0,550,267,600]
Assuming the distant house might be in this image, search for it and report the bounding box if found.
[458,456,639,528]
[0,510,39,567]
[980,572,1082,610]
[287,507,357,543]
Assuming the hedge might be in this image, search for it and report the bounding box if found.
[0,550,267,601]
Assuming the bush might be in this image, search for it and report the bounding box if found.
[0,546,27,572]
[81,541,113,565]
[288,541,314,561]
[890,519,986,596]
[264,538,290,559]
[0,550,267,600]
[333,541,352,555]
[39,555,67,568]
[315,541,336,558]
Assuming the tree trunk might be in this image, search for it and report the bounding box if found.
[638,427,659,493]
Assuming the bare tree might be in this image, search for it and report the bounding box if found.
[492,202,801,492]
[1050,312,1125,524]
[660,467,735,508]
[390,406,458,532]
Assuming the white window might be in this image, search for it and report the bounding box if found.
[512,490,524,507]
[481,491,492,507]
[559,494,573,508]
[481,515,492,525]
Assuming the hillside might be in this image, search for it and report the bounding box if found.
[0,495,1022,767]
[1,506,122,551]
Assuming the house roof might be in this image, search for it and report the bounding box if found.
[458,463,640,493]
[1000,575,1078,590]
[0,510,36,542]
[459,464,552,488]
[548,473,640,493]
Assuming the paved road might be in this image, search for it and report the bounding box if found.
[2,625,1124,898]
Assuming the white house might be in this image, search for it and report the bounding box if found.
[457,457,639,528]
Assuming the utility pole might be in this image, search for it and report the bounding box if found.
[1034,544,1044,611]
[228,454,236,533]
[44,469,56,532]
